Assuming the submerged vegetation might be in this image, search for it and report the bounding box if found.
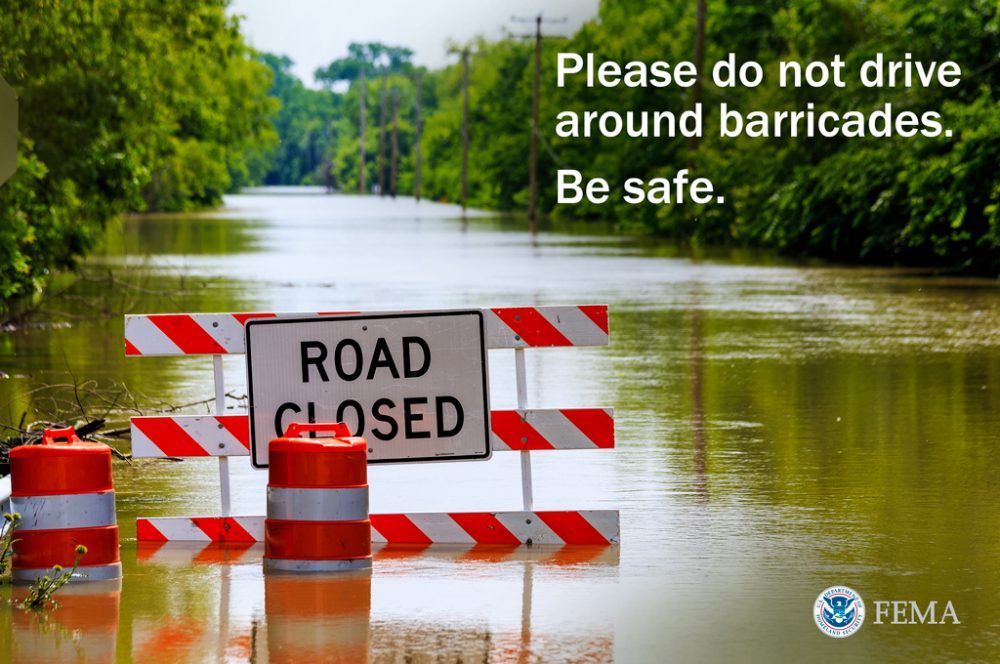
[0,0,996,318]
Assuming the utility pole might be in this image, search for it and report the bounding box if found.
[528,18,540,233]
[377,71,388,196]
[447,47,472,213]
[689,0,707,153]
[414,71,422,202]
[358,67,366,194]
[390,87,399,198]
[511,14,567,235]
[460,49,469,214]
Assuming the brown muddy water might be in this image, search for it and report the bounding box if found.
[1,189,999,662]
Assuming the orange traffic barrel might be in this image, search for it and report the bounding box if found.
[265,572,371,663]
[9,427,121,583]
[11,578,121,663]
[264,422,371,573]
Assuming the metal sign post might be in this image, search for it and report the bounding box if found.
[245,310,491,467]
[515,348,534,510]
[213,355,231,516]
[0,76,17,186]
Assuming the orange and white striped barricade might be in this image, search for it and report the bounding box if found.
[265,422,371,573]
[10,427,121,582]
[11,578,121,663]
[265,569,371,663]
[126,306,619,545]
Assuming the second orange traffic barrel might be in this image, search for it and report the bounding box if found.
[264,422,371,573]
[9,427,121,583]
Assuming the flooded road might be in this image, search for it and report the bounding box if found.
[2,189,999,661]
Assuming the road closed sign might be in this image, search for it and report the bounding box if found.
[245,310,491,467]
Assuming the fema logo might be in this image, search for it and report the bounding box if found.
[814,586,865,638]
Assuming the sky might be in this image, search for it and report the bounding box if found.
[229,0,599,86]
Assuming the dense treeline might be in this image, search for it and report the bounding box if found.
[1,0,996,316]
[0,0,276,314]
[269,1,998,275]
[260,54,337,187]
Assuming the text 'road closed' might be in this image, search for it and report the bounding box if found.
[246,311,491,466]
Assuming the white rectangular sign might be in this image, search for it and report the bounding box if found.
[246,311,491,467]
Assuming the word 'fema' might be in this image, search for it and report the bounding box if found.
[874,601,960,625]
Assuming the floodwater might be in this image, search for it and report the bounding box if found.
[1,189,999,662]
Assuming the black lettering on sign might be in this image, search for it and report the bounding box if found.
[436,396,464,437]
[274,402,301,437]
[334,339,363,381]
[336,399,365,436]
[367,337,400,380]
[403,397,430,438]
[300,341,329,383]
[402,336,431,378]
[370,398,398,441]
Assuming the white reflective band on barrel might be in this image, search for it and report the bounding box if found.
[11,491,117,530]
[266,486,369,522]
[264,558,372,573]
[12,562,123,583]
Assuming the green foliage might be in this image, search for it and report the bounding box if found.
[1,511,22,580]
[0,0,277,316]
[315,42,416,84]
[421,39,535,209]
[297,1,998,274]
[261,54,337,186]
[318,44,423,195]
[682,0,1000,274]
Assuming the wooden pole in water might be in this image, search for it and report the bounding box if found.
[414,72,422,202]
[528,16,541,235]
[512,14,566,233]
[358,68,366,194]
[390,87,399,198]
[689,0,707,154]
[460,49,469,214]
[378,71,387,196]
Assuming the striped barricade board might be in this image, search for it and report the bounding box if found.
[130,408,614,457]
[125,306,609,356]
[126,305,619,546]
[136,541,618,567]
[136,511,619,546]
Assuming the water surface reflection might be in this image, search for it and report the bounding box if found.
[127,542,617,663]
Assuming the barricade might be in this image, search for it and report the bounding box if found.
[265,422,371,573]
[9,427,121,582]
[126,306,619,545]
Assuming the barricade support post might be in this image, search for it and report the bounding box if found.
[214,355,231,517]
[515,347,534,511]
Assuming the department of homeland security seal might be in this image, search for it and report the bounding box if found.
[814,586,865,638]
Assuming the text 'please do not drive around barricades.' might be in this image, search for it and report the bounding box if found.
[9,427,121,583]
[264,422,372,573]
